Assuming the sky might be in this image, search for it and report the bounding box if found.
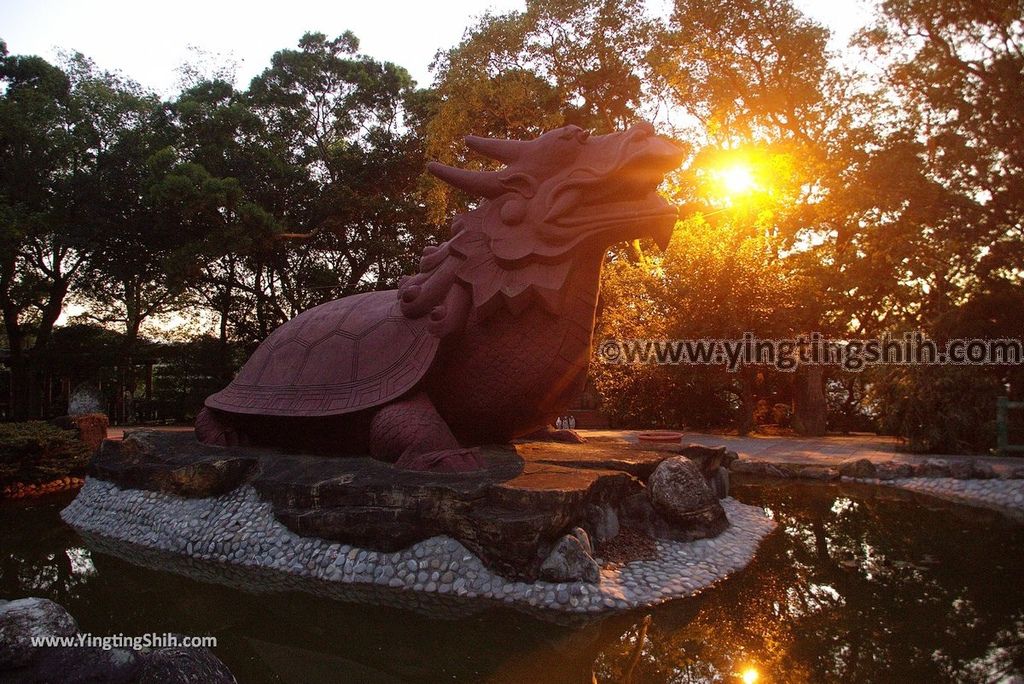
[1,0,872,97]
[0,0,525,95]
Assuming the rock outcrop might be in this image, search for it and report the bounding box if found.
[0,597,234,684]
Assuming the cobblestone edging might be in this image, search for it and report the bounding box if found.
[732,457,1024,483]
[848,476,1024,516]
[61,478,775,617]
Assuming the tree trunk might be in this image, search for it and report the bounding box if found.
[1,255,29,419]
[794,364,828,436]
[7,355,32,420]
[737,368,758,436]
[217,256,235,383]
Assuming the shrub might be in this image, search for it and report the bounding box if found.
[869,366,1002,454]
[0,421,94,486]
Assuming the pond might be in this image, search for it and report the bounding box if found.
[2,479,1023,683]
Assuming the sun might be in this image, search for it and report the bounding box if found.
[717,162,758,196]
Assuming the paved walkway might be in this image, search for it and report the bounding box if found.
[102,424,1024,516]
[580,429,1024,515]
[579,429,1024,475]
[106,425,193,440]
[106,424,1023,474]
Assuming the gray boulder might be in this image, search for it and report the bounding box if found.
[569,526,593,555]
[838,458,877,478]
[799,466,839,481]
[875,461,914,480]
[136,645,236,684]
[632,457,729,542]
[649,457,722,521]
[709,466,730,498]
[0,598,232,684]
[971,461,996,479]
[15,643,139,684]
[540,534,601,583]
[583,504,620,542]
[0,598,78,669]
[949,459,974,479]
[916,459,952,478]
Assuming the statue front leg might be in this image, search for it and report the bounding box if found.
[369,391,483,472]
[195,407,250,447]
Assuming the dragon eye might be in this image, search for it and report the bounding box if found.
[577,129,590,143]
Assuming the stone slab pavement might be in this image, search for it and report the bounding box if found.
[107,425,194,441]
[106,425,1024,475]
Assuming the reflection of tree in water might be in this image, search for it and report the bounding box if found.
[589,481,1024,683]
[0,493,95,606]
[2,483,1022,682]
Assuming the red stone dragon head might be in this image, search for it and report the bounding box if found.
[399,123,684,335]
[429,122,683,260]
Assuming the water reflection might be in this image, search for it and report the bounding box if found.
[1,482,1023,682]
[585,480,1024,683]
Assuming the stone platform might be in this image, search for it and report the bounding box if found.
[60,432,775,618]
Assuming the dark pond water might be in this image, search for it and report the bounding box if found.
[2,479,1023,683]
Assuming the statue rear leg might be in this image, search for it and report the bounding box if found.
[195,407,250,447]
[522,424,587,444]
[370,392,483,472]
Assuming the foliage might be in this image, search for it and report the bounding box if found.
[426,0,658,219]
[858,0,1024,294]
[174,31,440,350]
[1,32,442,418]
[147,336,243,421]
[0,421,92,485]
[593,214,814,431]
[0,2,1021,451]
[868,366,1003,453]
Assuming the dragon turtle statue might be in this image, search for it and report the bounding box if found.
[196,122,683,471]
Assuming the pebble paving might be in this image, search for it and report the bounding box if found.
[61,478,776,616]
[848,476,1024,515]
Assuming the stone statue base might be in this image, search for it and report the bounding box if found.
[61,432,775,618]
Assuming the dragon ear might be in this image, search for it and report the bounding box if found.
[465,135,528,164]
[427,162,504,198]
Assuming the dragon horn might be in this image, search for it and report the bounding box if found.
[427,162,505,198]
[465,135,527,164]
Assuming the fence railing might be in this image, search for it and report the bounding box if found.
[997,397,1024,456]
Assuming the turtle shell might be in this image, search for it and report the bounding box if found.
[205,290,439,417]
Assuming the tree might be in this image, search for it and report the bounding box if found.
[149,77,278,378]
[858,0,1024,302]
[629,0,848,433]
[69,60,178,341]
[426,0,659,219]
[0,49,103,417]
[595,214,815,432]
[228,31,434,343]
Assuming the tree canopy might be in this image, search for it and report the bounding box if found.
[0,1,1021,450]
